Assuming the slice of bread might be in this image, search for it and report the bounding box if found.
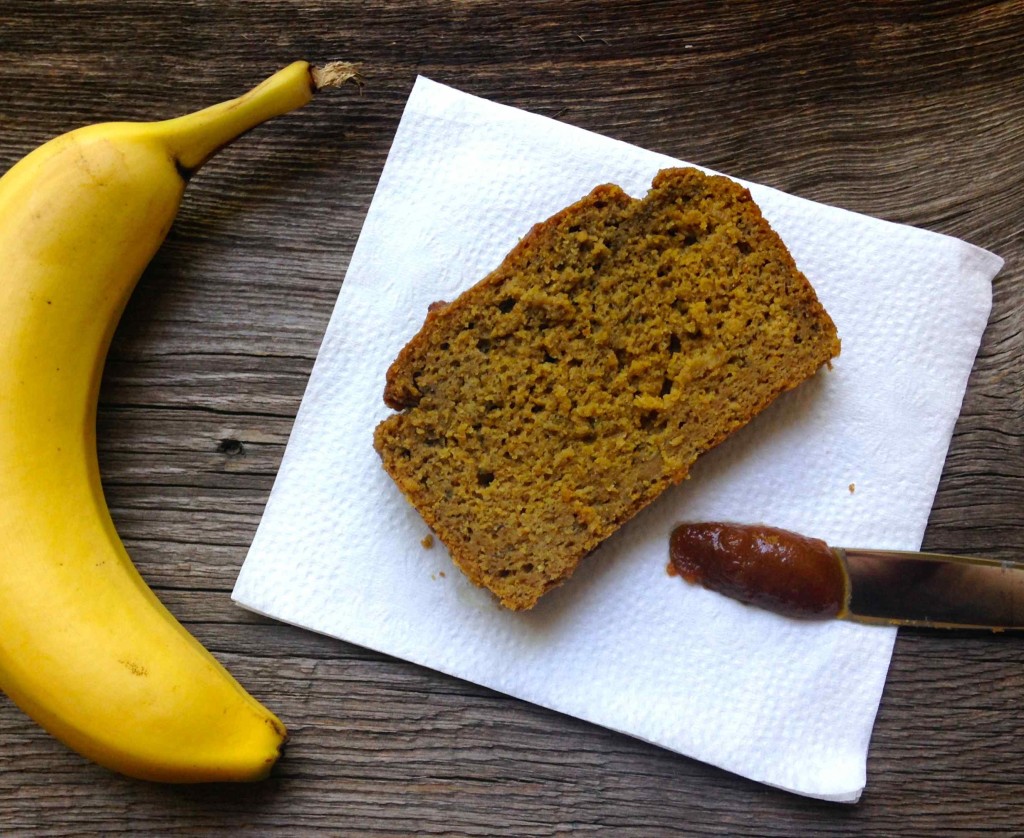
[374,167,840,610]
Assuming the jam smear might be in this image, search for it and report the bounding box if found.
[669,522,848,620]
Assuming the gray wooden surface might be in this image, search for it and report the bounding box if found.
[1,1,1022,834]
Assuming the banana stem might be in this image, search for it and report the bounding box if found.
[157,60,362,173]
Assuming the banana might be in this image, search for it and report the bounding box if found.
[0,60,359,782]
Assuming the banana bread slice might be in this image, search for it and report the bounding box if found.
[373,167,840,610]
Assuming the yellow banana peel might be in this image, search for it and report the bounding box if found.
[0,60,359,782]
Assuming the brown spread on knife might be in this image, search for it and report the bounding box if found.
[669,522,849,619]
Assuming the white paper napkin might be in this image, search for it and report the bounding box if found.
[232,77,1003,802]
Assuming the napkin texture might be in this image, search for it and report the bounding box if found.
[233,77,1003,801]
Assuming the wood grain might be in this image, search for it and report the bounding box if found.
[1,0,1022,834]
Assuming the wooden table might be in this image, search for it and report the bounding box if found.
[1,1,1021,833]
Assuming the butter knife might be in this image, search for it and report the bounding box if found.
[837,547,1024,630]
[670,522,1024,630]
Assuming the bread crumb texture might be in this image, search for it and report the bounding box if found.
[374,168,840,610]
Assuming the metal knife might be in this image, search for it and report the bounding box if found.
[669,522,1024,630]
[837,547,1024,630]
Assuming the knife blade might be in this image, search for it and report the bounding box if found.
[837,547,1024,630]
[669,522,1024,630]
